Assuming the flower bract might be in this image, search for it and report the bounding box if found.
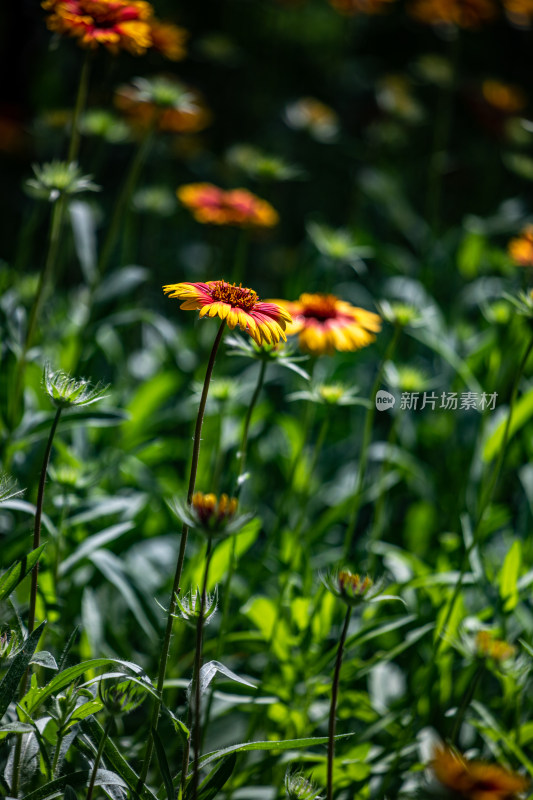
[163,281,292,347]
[43,365,109,409]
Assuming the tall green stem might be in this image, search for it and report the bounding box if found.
[138,320,226,789]
[236,359,267,489]
[344,325,401,558]
[86,715,114,800]
[450,664,483,745]
[327,606,352,800]
[11,406,62,796]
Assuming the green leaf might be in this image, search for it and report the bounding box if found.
[0,621,46,719]
[80,717,158,800]
[30,651,58,670]
[63,786,79,800]
[483,387,533,462]
[192,752,237,800]
[152,726,174,800]
[499,540,522,612]
[0,544,47,601]
[58,522,135,576]
[22,770,127,800]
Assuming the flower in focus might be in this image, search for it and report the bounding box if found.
[327,0,396,15]
[474,630,517,663]
[284,98,339,142]
[43,365,108,409]
[407,0,498,28]
[177,183,278,228]
[149,19,187,60]
[482,80,528,114]
[115,77,211,134]
[169,492,253,538]
[508,225,533,266]
[275,293,381,356]
[503,0,533,27]
[26,161,100,203]
[42,0,154,54]
[431,745,529,799]
[163,281,292,346]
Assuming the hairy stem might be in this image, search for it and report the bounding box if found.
[327,606,352,800]
[87,715,114,800]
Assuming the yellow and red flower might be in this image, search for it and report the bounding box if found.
[163,280,292,346]
[276,293,381,355]
[482,80,527,114]
[42,0,188,57]
[432,745,529,799]
[177,183,279,228]
[508,226,533,266]
[503,0,533,27]
[407,0,497,28]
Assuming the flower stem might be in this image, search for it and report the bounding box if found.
[87,715,114,800]
[236,359,267,489]
[138,320,226,789]
[327,606,352,800]
[68,52,91,164]
[344,324,401,559]
[11,406,62,796]
[450,664,483,745]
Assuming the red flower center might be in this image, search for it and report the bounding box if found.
[300,295,341,322]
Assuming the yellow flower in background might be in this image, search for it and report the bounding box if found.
[115,77,211,134]
[328,0,397,15]
[475,630,517,662]
[503,0,533,27]
[432,745,529,799]
[149,20,187,60]
[482,80,528,113]
[275,293,381,355]
[508,226,533,267]
[408,0,497,28]
[177,184,278,228]
[163,281,292,346]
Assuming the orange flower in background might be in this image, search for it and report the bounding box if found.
[163,281,292,346]
[503,0,533,27]
[177,183,279,228]
[474,630,516,662]
[115,77,211,133]
[149,20,187,60]
[328,0,396,15]
[508,226,533,266]
[482,80,527,114]
[408,0,497,28]
[42,0,188,57]
[284,97,339,142]
[276,293,381,355]
[432,745,529,799]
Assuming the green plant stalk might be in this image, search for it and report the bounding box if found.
[344,324,401,558]
[51,727,65,779]
[327,606,352,800]
[187,538,214,800]
[68,52,91,164]
[436,332,533,653]
[450,664,483,745]
[97,129,154,280]
[86,715,114,800]
[11,405,62,796]
[138,319,226,789]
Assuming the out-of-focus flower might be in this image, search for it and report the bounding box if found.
[288,383,369,407]
[327,0,396,14]
[408,0,497,28]
[384,362,430,393]
[43,365,108,409]
[377,75,424,123]
[323,569,395,607]
[149,19,187,60]
[42,0,154,55]
[163,281,292,347]
[431,745,529,799]
[307,222,372,272]
[275,293,381,356]
[474,630,517,663]
[414,54,454,87]
[284,770,324,800]
[226,144,303,182]
[508,225,533,266]
[170,492,253,538]
[505,288,533,319]
[177,183,278,228]
[79,109,131,143]
[26,161,100,202]
[132,185,177,216]
[482,80,528,114]
[115,77,211,134]
[0,116,27,155]
[284,98,339,143]
[225,333,311,378]
[503,0,533,27]
[377,300,425,328]
[42,0,188,57]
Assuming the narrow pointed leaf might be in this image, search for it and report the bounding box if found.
[0,621,46,719]
[151,726,174,800]
[0,544,47,601]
